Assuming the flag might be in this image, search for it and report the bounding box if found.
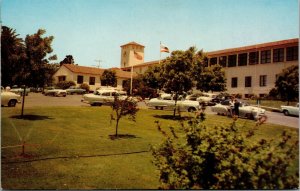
[160,44,170,53]
[134,51,143,60]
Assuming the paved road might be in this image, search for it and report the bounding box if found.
[13,93,299,128]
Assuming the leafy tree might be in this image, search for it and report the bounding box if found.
[60,55,75,66]
[1,26,26,87]
[270,65,299,104]
[160,47,205,116]
[110,96,139,137]
[101,70,117,87]
[152,114,299,189]
[196,64,227,92]
[80,83,90,92]
[24,29,57,87]
[141,65,163,90]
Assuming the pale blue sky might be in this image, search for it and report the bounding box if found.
[2,0,299,68]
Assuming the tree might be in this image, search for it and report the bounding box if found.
[24,29,57,87]
[1,26,26,87]
[60,55,75,66]
[160,47,205,116]
[270,65,299,105]
[101,70,117,87]
[110,96,139,138]
[142,65,163,90]
[152,114,299,189]
[196,64,227,92]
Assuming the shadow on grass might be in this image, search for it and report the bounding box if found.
[109,134,139,140]
[153,114,193,121]
[10,115,54,121]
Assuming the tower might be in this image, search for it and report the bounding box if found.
[120,41,145,68]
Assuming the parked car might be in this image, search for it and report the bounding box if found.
[148,94,200,112]
[10,86,30,96]
[209,93,232,106]
[196,92,218,105]
[1,88,21,107]
[211,99,266,120]
[281,103,299,116]
[82,89,127,106]
[44,87,67,97]
[66,86,86,95]
[185,93,205,101]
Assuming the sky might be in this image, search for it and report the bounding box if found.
[2,0,299,68]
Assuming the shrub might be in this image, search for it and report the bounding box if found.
[151,113,299,189]
[80,83,90,92]
[56,81,76,89]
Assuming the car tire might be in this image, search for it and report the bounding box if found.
[188,107,196,112]
[8,100,17,107]
[245,113,254,120]
[283,110,289,116]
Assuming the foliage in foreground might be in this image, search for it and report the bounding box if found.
[151,113,299,189]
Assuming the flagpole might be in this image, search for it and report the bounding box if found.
[130,65,133,95]
[159,41,161,65]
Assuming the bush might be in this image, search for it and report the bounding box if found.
[56,81,76,89]
[151,113,299,189]
[80,83,90,92]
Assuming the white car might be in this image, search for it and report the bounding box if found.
[10,87,30,96]
[211,100,266,120]
[196,92,218,105]
[44,87,67,97]
[281,103,299,116]
[82,89,127,106]
[1,90,21,107]
[148,94,200,112]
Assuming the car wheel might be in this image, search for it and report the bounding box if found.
[8,100,17,107]
[245,113,254,120]
[188,107,196,112]
[155,106,159,110]
[283,110,289,116]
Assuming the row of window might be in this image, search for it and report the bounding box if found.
[77,75,96,85]
[209,46,298,67]
[231,75,267,88]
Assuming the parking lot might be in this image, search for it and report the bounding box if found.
[9,92,299,128]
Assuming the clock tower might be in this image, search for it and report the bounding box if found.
[120,41,144,68]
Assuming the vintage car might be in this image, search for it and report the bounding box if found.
[148,94,200,112]
[10,86,30,96]
[196,92,218,105]
[82,89,127,106]
[44,87,67,97]
[66,86,86,95]
[1,88,21,107]
[211,100,266,120]
[281,103,299,116]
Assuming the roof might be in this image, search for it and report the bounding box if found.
[120,41,145,48]
[63,64,136,79]
[121,60,159,70]
[207,38,299,56]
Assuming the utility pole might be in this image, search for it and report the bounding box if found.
[94,59,102,68]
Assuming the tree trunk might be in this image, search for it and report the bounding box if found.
[115,118,120,137]
[173,92,178,117]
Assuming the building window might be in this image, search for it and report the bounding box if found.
[228,54,237,67]
[261,50,271,64]
[249,51,259,65]
[89,77,95,85]
[245,76,252,87]
[231,77,238,88]
[219,56,227,67]
[273,48,284,62]
[238,53,247,66]
[259,75,267,87]
[77,75,83,84]
[58,76,66,82]
[210,57,217,65]
[286,46,298,61]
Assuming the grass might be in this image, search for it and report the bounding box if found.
[246,99,298,109]
[1,106,299,189]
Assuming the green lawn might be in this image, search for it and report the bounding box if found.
[1,106,299,189]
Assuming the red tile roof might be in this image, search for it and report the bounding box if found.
[63,64,136,79]
[207,38,299,56]
[120,41,145,48]
[122,60,159,70]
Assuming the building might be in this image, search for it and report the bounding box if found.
[121,39,299,98]
[53,64,136,91]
